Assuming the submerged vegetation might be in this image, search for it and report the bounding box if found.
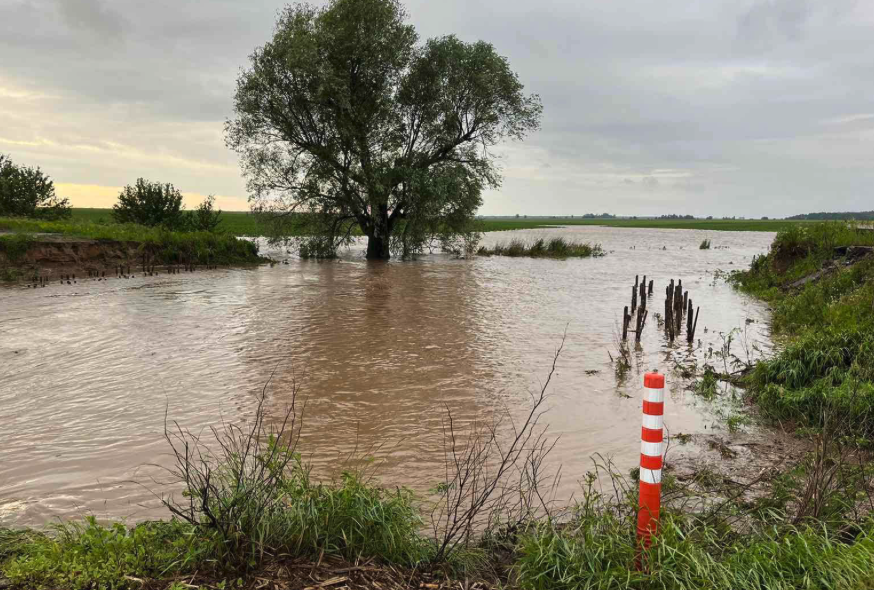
[477,237,603,259]
[698,239,711,250]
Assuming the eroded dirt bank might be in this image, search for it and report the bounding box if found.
[0,237,143,276]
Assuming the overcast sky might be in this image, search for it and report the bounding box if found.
[1,0,872,216]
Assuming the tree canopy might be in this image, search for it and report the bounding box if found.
[112,178,186,228]
[226,0,541,259]
[0,154,70,220]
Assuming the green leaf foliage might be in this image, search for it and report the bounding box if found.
[0,154,70,220]
[227,0,542,259]
[112,178,186,229]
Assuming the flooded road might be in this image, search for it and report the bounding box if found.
[0,226,774,525]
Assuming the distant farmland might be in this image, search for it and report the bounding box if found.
[70,208,804,237]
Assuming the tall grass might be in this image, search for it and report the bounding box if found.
[517,516,874,590]
[478,237,603,258]
[515,457,874,590]
[733,221,874,432]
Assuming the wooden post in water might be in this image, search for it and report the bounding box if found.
[636,309,648,342]
[623,306,630,340]
[689,307,700,343]
[686,299,693,336]
[631,285,638,314]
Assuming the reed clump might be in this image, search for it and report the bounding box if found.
[699,238,711,249]
[477,237,603,258]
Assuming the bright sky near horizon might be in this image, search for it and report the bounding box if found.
[2,0,873,216]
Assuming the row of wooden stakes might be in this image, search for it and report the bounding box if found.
[621,276,701,345]
[25,264,223,288]
[664,279,699,344]
[622,274,653,341]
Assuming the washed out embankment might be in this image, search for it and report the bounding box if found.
[0,221,264,282]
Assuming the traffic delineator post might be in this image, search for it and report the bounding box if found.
[637,371,664,554]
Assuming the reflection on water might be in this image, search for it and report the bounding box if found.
[0,226,774,525]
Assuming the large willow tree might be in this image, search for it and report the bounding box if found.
[226,0,542,259]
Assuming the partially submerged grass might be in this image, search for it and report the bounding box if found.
[699,239,711,250]
[477,237,603,259]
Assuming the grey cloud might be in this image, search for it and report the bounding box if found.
[1,0,874,216]
[56,0,127,40]
[737,0,813,44]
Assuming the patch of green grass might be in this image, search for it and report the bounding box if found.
[71,208,263,237]
[477,237,603,259]
[1,518,203,590]
[516,496,874,590]
[0,233,33,262]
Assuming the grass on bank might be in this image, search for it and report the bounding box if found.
[4,451,874,590]
[0,216,262,270]
[477,237,603,258]
[732,222,874,431]
[4,366,874,590]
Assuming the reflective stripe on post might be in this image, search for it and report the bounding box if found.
[637,371,664,551]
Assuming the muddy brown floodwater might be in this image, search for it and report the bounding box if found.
[0,226,775,526]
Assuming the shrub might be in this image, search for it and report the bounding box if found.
[187,195,222,232]
[112,178,186,228]
[162,386,430,569]
[0,154,70,219]
[0,233,34,262]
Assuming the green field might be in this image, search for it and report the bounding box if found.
[69,208,261,237]
[69,208,804,236]
[478,217,805,232]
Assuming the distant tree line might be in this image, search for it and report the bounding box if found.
[787,211,874,221]
[0,152,223,233]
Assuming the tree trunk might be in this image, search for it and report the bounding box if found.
[366,234,390,260]
[365,208,392,260]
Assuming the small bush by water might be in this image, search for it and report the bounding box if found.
[477,237,603,259]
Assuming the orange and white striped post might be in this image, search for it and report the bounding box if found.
[637,371,665,552]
